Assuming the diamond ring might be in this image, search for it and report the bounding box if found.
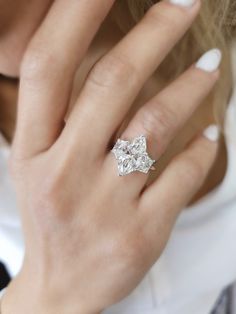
[111,135,156,176]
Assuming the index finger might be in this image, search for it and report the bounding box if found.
[13,0,115,158]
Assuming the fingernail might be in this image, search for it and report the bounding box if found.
[203,125,220,142]
[168,0,196,7]
[196,49,222,72]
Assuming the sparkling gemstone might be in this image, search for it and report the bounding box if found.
[112,135,156,176]
[129,136,146,155]
[117,155,135,176]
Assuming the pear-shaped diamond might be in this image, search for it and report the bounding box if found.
[112,135,156,176]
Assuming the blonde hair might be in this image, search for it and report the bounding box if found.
[113,0,236,127]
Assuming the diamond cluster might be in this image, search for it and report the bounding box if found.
[112,135,156,176]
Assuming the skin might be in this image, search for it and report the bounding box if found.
[0,0,228,313]
[0,0,227,197]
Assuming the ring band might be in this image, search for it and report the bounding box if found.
[111,135,156,176]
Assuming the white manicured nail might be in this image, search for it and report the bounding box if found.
[203,125,220,142]
[169,0,196,7]
[196,49,222,72]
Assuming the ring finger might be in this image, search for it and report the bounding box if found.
[104,49,222,196]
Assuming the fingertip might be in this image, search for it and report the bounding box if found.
[166,0,201,11]
[195,48,222,73]
[203,124,221,143]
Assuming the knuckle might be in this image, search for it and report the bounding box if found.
[157,106,177,135]
[137,108,159,141]
[137,104,176,144]
[87,54,139,89]
[21,47,63,82]
[21,49,50,80]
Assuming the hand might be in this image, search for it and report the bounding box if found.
[2,0,220,313]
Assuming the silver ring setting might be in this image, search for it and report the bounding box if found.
[111,135,156,176]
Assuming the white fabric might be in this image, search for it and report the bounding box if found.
[0,47,236,313]
[0,288,5,299]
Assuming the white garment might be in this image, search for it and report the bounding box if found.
[1,50,236,313]
[0,288,6,299]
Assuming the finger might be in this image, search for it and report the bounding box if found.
[140,125,220,228]
[63,0,201,154]
[123,49,221,157]
[13,0,115,158]
[104,49,221,195]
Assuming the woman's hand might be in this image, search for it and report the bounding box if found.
[2,0,220,313]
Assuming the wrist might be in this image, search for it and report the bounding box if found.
[2,271,101,314]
